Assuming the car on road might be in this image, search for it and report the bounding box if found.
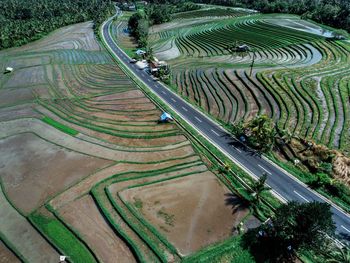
[129,58,137,63]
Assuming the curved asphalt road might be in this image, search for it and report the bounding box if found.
[102,15,350,242]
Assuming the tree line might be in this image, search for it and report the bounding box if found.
[128,1,199,48]
[0,0,115,50]
[193,0,350,33]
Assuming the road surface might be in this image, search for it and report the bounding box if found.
[101,15,350,242]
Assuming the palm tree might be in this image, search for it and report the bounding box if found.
[246,115,276,152]
[251,173,271,205]
[325,245,350,263]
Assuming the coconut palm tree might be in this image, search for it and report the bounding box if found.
[251,173,271,205]
[325,245,350,263]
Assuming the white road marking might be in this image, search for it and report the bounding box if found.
[161,91,166,95]
[341,225,350,233]
[232,146,242,153]
[181,106,188,112]
[293,190,309,202]
[258,164,272,175]
[211,129,220,136]
[171,98,176,102]
[194,116,202,123]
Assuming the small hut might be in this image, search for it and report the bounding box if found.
[4,67,13,73]
[159,112,174,123]
[236,44,250,52]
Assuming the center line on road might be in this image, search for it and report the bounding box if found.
[181,106,188,112]
[258,164,272,175]
[171,98,176,102]
[293,190,309,202]
[211,129,220,136]
[341,225,350,233]
[194,116,202,123]
[161,91,166,94]
[232,146,242,153]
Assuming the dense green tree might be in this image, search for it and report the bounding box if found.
[0,0,114,50]
[231,115,276,152]
[243,201,336,262]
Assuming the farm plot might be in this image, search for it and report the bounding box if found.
[0,132,112,214]
[59,195,135,263]
[118,172,250,256]
[90,158,257,262]
[150,12,350,152]
[0,17,254,262]
[172,7,252,20]
[0,240,21,263]
[0,185,59,262]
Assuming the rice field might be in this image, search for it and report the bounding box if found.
[150,10,350,154]
[0,20,256,262]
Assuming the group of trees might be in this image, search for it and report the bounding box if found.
[128,1,199,47]
[146,0,200,25]
[231,114,277,153]
[0,0,115,50]
[220,161,343,262]
[128,11,149,47]
[243,201,337,262]
[193,0,350,33]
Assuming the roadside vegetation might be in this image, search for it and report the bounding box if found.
[128,1,200,47]
[243,201,336,262]
[0,0,114,50]
[144,5,350,215]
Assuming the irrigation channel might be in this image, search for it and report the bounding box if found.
[102,13,350,243]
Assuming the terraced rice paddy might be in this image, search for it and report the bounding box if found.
[150,11,350,154]
[0,20,256,262]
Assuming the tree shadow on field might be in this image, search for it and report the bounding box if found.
[225,193,250,214]
[225,193,250,235]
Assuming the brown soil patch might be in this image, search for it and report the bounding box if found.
[3,66,46,89]
[120,172,246,256]
[0,133,112,214]
[59,195,136,263]
[92,90,145,101]
[50,155,201,210]
[0,104,40,122]
[0,241,21,263]
[0,119,194,163]
[0,88,34,107]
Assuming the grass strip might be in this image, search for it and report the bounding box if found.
[41,116,78,136]
[29,212,96,263]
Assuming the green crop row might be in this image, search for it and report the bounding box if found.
[42,116,78,136]
[29,211,96,263]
